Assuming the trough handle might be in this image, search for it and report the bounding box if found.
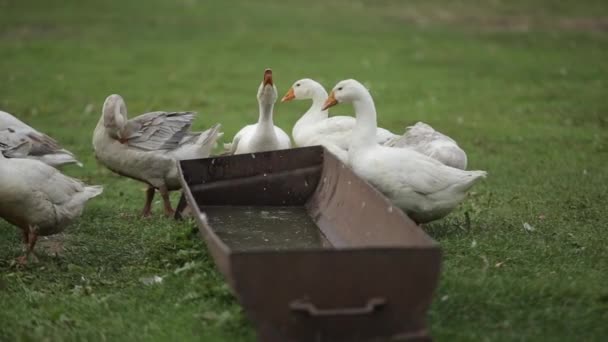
[289,297,386,317]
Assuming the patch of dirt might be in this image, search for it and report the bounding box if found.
[384,8,608,32]
[36,233,70,256]
[557,17,608,32]
[0,24,68,41]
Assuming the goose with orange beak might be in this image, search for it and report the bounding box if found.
[225,69,291,154]
[322,79,486,223]
[321,90,338,111]
[281,79,393,162]
[282,78,467,169]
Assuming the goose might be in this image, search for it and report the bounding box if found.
[281,78,392,162]
[0,140,102,264]
[384,122,467,170]
[282,78,467,169]
[92,94,222,217]
[225,69,291,154]
[322,79,486,223]
[0,110,82,168]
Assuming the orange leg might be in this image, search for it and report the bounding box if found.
[141,186,155,218]
[21,228,29,243]
[17,226,38,265]
[159,185,174,217]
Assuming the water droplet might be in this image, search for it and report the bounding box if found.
[361,202,366,208]
[304,181,309,187]
[263,173,267,177]
[251,154,256,159]
[387,206,393,213]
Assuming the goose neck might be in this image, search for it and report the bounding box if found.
[257,102,275,127]
[309,86,329,112]
[294,86,330,134]
[350,94,378,150]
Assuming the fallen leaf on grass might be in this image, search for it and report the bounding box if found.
[71,285,94,296]
[200,311,220,321]
[176,249,201,258]
[174,261,199,275]
[139,275,163,285]
[523,222,535,232]
[179,291,202,303]
[84,103,94,114]
[480,255,490,272]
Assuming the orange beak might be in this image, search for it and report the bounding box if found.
[263,69,273,86]
[321,91,338,111]
[281,87,295,102]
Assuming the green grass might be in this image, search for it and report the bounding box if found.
[1,0,607,340]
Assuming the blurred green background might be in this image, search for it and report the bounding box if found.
[1,0,607,341]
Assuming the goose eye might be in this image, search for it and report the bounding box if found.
[337,87,343,91]
[296,83,301,87]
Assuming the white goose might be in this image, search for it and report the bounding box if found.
[225,69,291,154]
[0,141,102,264]
[0,110,81,168]
[93,94,222,217]
[281,78,392,162]
[384,122,467,170]
[322,79,486,223]
[282,78,467,169]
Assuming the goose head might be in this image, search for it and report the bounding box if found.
[101,94,127,137]
[322,79,368,110]
[281,78,325,102]
[257,69,278,107]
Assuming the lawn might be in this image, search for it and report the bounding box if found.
[1,0,607,340]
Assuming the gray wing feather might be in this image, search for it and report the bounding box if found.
[0,140,31,158]
[0,128,71,156]
[26,131,68,156]
[122,111,196,151]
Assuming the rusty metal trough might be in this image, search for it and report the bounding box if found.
[177,146,442,342]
